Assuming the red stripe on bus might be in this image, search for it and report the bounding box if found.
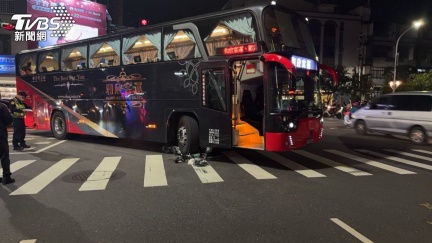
[262,53,297,76]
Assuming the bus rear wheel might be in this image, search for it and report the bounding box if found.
[51,112,68,139]
[177,116,199,155]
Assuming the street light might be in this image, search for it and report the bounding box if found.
[393,20,424,85]
[389,80,401,93]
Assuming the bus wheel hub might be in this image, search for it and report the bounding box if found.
[178,127,187,145]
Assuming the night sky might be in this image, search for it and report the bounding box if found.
[120,0,431,25]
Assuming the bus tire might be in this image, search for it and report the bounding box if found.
[177,116,199,154]
[51,111,68,140]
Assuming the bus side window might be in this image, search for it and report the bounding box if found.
[90,39,120,68]
[18,55,36,76]
[164,30,200,61]
[38,50,60,73]
[122,31,160,65]
[61,45,88,71]
[202,13,256,56]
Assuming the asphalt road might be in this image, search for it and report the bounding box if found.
[1,118,432,243]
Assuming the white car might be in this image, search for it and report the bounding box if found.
[350,92,432,144]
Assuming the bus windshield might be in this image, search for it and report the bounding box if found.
[263,8,317,58]
[269,63,321,113]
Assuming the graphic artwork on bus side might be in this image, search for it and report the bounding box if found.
[176,60,201,95]
[104,68,145,100]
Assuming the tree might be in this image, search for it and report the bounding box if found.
[398,71,432,91]
[319,65,351,105]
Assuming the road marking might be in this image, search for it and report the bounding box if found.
[330,218,374,243]
[20,240,37,243]
[0,160,36,175]
[192,162,224,183]
[385,149,431,161]
[10,140,67,155]
[259,151,326,178]
[412,149,432,155]
[223,151,277,179]
[10,158,79,195]
[357,149,432,171]
[325,150,416,175]
[144,155,168,187]
[34,142,51,145]
[79,157,121,191]
[293,150,372,176]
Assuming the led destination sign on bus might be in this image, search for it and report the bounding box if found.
[291,55,317,70]
[217,43,258,55]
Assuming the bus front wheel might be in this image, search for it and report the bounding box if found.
[177,116,199,155]
[51,112,68,139]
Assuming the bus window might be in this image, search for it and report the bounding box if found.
[164,30,200,61]
[202,68,226,112]
[264,8,317,58]
[203,13,257,56]
[61,44,88,71]
[122,32,160,65]
[89,39,120,68]
[269,62,295,113]
[17,54,37,76]
[204,25,229,56]
[38,50,60,73]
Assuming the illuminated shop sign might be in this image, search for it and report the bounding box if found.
[291,55,317,70]
[0,55,15,75]
[21,0,107,48]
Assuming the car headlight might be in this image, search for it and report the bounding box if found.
[351,114,356,119]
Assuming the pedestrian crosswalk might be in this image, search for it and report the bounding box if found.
[79,157,121,191]
[3,148,431,196]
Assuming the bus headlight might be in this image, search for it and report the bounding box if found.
[280,116,298,132]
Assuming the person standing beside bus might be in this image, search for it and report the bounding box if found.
[9,91,31,151]
[0,93,15,184]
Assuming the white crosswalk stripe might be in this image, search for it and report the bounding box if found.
[10,158,79,196]
[0,160,36,175]
[192,162,224,183]
[144,155,168,187]
[384,149,431,161]
[258,151,326,178]
[293,150,372,176]
[223,151,277,179]
[79,157,121,191]
[325,150,416,175]
[357,149,432,171]
[411,149,432,155]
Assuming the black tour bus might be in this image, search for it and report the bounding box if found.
[15,2,337,154]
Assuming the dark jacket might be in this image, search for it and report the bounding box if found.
[0,102,13,138]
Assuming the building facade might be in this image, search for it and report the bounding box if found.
[230,0,432,91]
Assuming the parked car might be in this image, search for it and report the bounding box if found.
[0,99,34,128]
[350,92,432,144]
